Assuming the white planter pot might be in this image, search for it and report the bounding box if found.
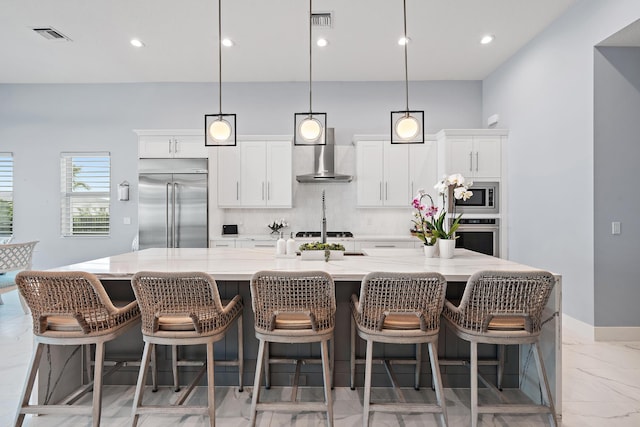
[423,244,437,258]
[300,250,344,261]
[438,239,456,259]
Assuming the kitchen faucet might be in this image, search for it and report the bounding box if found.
[321,190,327,243]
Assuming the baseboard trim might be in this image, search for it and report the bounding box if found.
[594,326,640,341]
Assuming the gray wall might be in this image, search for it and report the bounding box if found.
[594,47,640,327]
[0,81,481,269]
[483,0,640,326]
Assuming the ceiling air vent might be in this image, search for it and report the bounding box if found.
[311,12,332,28]
[33,27,72,41]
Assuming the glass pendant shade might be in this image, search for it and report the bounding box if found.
[391,110,424,144]
[294,113,326,145]
[205,113,236,146]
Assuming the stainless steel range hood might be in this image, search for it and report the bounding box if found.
[296,128,353,183]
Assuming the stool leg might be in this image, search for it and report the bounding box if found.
[415,342,422,390]
[470,341,478,427]
[362,339,373,427]
[264,341,271,389]
[14,342,44,427]
[172,345,180,392]
[84,344,93,385]
[237,315,244,392]
[151,344,158,392]
[533,342,558,427]
[350,317,356,390]
[132,342,152,427]
[206,341,215,427]
[92,342,106,427]
[497,344,505,391]
[428,341,448,427]
[321,339,334,427]
[250,339,266,427]
[330,337,335,390]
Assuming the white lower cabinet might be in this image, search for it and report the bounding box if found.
[210,239,236,248]
[354,240,416,252]
[237,240,278,249]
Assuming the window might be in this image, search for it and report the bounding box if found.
[0,153,13,237]
[60,152,110,236]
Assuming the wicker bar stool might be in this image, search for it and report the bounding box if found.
[0,241,38,313]
[350,272,448,427]
[249,270,335,427]
[14,271,140,427]
[442,270,558,427]
[130,271,243,427]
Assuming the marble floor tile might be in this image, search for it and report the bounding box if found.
[1,290,640,426]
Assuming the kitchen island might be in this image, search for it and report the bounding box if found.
[45,247,561,414]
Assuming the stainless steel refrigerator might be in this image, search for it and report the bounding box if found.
[138,158,208,249]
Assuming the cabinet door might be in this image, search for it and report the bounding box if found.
[139,135,173,158]
[266,141,292,207]
[383,144,409,206]
[356,141,384,206]
[473,136,502,178]
[240,141,267,206]
[409,141,438,198]
[217,147,241,207]
[173,135,208,158]
[445,137,474,176]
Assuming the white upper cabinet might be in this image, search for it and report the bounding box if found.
[356,141,409,207]
[409,141,438,198]
[217,147,241,207]
[437,129,507,180]
[136,131,208,158]
[217,139,292,208]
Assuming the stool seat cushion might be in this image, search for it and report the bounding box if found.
[46,315,83,332]
[274,313,312,330]
[382,313,421,330]
[488,316,526,331]
[157,316,196,331]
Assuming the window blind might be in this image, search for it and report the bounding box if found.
[0,153,13,236]
[60,153,110,237]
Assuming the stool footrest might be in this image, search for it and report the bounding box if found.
[370,402,445,414]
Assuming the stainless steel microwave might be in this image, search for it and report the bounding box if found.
[452,181,499,214]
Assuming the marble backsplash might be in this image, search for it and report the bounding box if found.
[210,144,415,238]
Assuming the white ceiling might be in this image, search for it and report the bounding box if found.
[0,0,578,84]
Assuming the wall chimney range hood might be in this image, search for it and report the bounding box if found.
[296,128,353,183]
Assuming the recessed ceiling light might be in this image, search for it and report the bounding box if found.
[398,37,411,46]
[480,34,495,45]
[316,38,328,47]
[130,38,145,48]
[221,38,234,47]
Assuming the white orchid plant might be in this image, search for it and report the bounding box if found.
[411,174,473,242]
[432,173,473,239]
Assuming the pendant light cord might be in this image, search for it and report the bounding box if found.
[308,0,313,114]
[403,0,409,113]
[218,0,223,115]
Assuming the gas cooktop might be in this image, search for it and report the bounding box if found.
[295,231,354,238]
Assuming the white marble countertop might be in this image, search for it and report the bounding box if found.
[212,234,420,242]
[49,247,555,282]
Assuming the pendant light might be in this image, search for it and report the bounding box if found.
[205,0,236,146]
[391,0,424,144]
[294,0,326,145]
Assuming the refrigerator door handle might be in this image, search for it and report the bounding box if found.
[172,182,178,248]
[166,183,171,247]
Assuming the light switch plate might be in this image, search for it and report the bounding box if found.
[612,221,621,235]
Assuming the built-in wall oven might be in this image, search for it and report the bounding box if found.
[455,218,500,257]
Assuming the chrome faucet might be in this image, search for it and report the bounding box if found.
[321,190,327,243]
